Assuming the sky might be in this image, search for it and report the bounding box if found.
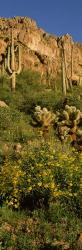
[0,0,82,43]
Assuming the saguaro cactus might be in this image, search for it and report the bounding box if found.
[7,30,21,91]
[61,39,74,96]
[62,42,67,96]
[69,42,73,88]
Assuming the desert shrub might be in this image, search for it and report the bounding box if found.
[47,200,82,247]
[0,71,82,114]
[1,143,82,214]
[0,204,82,250]
[0,75,12,104]
[0,148,5,164]
[0,107,35,142]
[67,86,82,112]
[19,86,63,115]
[17,69,41,86]
[0,71,63,115]
[16,70,63,114]
[0,70,67,118]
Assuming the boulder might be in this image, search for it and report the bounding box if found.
[0,100,8,107]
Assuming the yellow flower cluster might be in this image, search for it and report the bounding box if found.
[1,145,82,208]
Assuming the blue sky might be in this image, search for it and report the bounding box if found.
[0,0,82,43]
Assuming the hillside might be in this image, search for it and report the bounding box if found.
[0,17,82,250]
[0,68,82,249]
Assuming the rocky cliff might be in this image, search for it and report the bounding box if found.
[0,16,82,85]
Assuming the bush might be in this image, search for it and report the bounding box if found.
[1,143,82,215]
[16,70,63,114]
[67,86,82,112]
[0,107,36,142]
[0,204,82,250]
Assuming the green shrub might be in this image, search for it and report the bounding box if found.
[1,143,82,215]
[0,107,36,142]
[0,205,82,250]
[67,86,82,112]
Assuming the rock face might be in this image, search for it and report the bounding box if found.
[0,16,82,84]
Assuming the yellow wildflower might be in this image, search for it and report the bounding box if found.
[28,178,31,183]
[50,182,55,189]
[28,186,32,191]
[42,171,47,176]
[79,153,82,159]
[44,183,49,188]
[38,182,42,187]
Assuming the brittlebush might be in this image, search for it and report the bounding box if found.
[1,144,82,208]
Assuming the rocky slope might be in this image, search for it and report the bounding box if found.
[0,16,82,85]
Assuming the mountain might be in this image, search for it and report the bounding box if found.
[0,16,82,85]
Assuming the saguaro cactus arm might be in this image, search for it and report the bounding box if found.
[11,30,15,71]
[7,46,12,74]
[62,48,66,96]
[16,45,21,74]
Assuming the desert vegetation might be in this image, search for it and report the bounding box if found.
[0,70,82,250]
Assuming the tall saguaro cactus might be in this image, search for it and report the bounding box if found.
[62,42,67,96]
[69,42,73,88]
[7,30,21,91]
[61,39,74,96]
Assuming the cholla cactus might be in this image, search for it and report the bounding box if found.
[34,106,56,130]
[58,125,70,141]
[64,105,82,127]
[63,110,69,122]
[77,129,82,138]
[55,105,82,144]
[34,105,82,146]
